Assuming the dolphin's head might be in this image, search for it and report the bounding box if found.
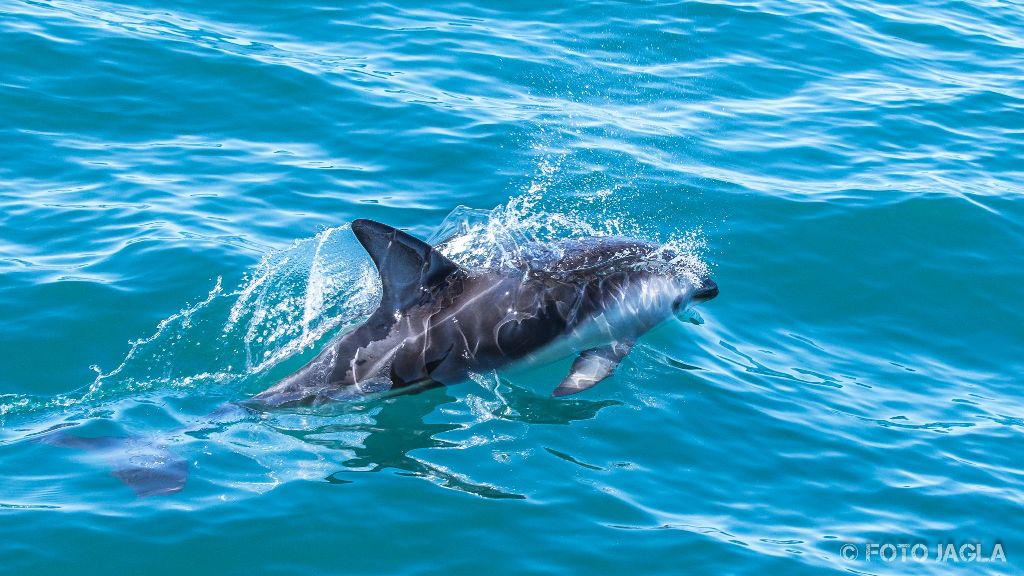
[580,239,718,317]
[540,236,717,319]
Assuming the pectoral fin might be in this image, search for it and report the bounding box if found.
[552,341,633,397]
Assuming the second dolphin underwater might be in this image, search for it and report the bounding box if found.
[251,219,718,406]
[45,219,718,496]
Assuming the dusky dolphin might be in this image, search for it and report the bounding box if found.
[250,219,717,406]
[41,218,717,496]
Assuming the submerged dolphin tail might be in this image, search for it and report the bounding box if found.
[40,431,189,498]
[351,219,464,312]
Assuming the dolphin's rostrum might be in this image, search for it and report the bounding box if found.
[251,219,718,407]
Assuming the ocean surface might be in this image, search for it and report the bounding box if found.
[1,0,1022,574]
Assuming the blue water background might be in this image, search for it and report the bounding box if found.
[1,0,1023,574]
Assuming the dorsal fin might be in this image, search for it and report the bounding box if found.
[351,219,462,312]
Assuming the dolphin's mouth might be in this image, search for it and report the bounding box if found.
[693,279,719,302]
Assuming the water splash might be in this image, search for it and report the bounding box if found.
[1,224,380,423]
[432,154,709,282]
[224,225,380,375]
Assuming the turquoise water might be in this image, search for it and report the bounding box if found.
[2,0,1022,573]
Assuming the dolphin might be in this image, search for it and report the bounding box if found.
[250,219,717,407]
[40,218,717,497]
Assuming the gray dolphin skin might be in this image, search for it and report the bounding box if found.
[250,219,718,407]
